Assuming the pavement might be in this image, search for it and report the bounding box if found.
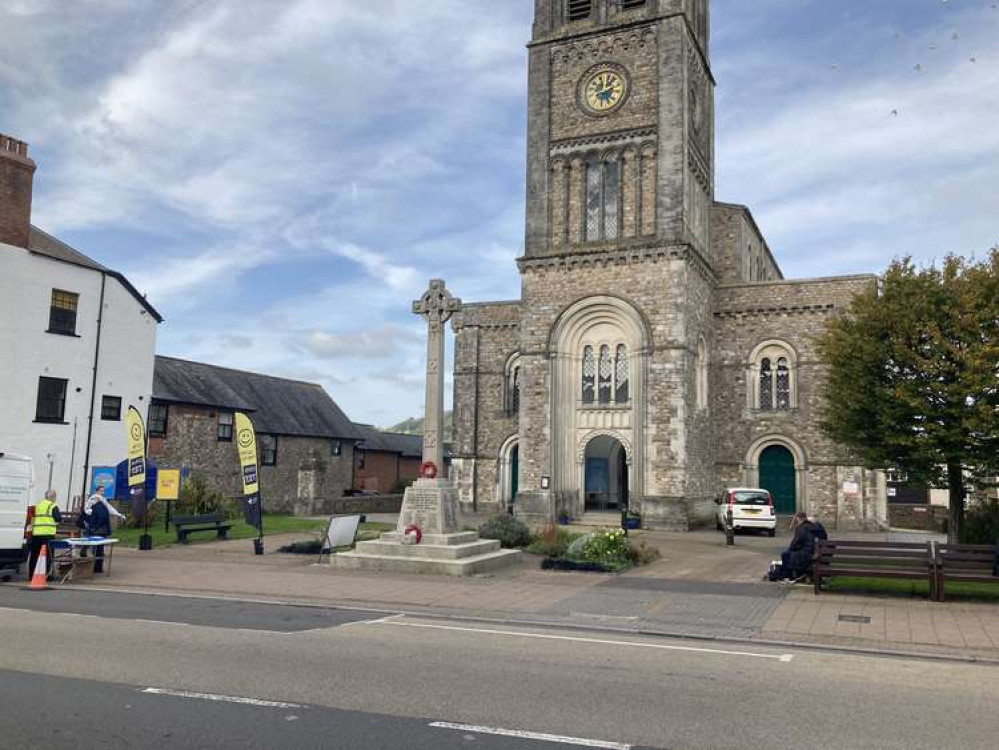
[2,590,999,749]
[12,523,994,662]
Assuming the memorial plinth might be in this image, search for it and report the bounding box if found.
[331,280,521,577]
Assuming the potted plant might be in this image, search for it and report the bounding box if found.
[557,510,572,526]
[624,509,641,530]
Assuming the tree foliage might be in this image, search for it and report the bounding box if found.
[817,250,999,540]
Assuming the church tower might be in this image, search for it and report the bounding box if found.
[524,0,714,260]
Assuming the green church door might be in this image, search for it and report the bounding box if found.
[759,445,796,515]
[510,445,519,502]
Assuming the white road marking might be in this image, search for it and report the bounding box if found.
[378,620,794,662]
[141,687,302,709]
[430,722,632,749]
[338,613,406,628]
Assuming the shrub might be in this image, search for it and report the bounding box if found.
[962,498,999,545]
[626,540,661,566]
[578,529,629,563]
[526,522,581,557]
[478,514,532,548]
[174,473,241,521]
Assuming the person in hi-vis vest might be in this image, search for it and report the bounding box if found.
[29,490,62,579]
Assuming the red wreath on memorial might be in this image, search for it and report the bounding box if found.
[420,461,438,479]
[404,524,423,545]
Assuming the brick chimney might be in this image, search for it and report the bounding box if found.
[0,133,37,249]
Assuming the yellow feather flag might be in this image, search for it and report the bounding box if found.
[125,406,147,487]
[235,412,259,496]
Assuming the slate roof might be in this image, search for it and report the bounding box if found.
[28,225,164,321]
[352,423,452,459]
[154,356,361,440]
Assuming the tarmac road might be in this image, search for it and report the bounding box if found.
[1,587,998,749]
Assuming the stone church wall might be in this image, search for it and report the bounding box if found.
[710,275,885,529]
[452,302,522,514]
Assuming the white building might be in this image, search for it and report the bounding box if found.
[0,133,161,506]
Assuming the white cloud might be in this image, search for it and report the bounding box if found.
[296,325,421,360]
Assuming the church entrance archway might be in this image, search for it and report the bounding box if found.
[759,445,796,514]
[583,435,628,513]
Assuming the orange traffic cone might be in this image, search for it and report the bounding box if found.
[24,544,51,592]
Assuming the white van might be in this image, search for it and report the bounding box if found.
[0,452,33,578]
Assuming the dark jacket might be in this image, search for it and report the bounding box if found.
[86,502,112,537]
[787,521,817,575]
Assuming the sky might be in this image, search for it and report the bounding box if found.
[2,0,997,428]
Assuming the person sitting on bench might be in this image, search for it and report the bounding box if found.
[779,512,818,581]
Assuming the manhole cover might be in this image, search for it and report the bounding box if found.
[838,614,871,624]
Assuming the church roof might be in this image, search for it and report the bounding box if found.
[27,225,164,321]
[153,356,362,440]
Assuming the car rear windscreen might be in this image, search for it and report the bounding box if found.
[733,491,769,505]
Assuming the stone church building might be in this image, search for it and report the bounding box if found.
[449,0,888,531]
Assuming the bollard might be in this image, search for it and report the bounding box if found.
[725,507,735,546]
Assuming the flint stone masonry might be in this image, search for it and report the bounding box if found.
[448,1,889,533]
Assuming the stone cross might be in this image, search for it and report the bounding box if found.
[412,279,461,475]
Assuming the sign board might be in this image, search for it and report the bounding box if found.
[887,487,897,498]
[90,467,117,499]
[157,469,181,501]
[323,515,362,552]
[842,481,860,496]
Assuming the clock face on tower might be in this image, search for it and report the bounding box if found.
[579,65,630,115]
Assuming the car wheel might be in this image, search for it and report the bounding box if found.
[768,528,776,538]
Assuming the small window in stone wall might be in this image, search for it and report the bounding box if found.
[331,439,342,457]
[148,403,168,437]
[260,434,278,466]
[752,342,797,413]
[598,345,613,404]
[217,412,234,442]
[568,0,592,22]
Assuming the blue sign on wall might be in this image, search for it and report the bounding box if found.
[114,459,158,505]
[90,467,117,499]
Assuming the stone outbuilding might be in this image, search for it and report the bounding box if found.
[148,356,362,514]
[448,0,887,531]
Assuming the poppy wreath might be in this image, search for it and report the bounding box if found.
[420,461,438,479]
[404,524,423,545]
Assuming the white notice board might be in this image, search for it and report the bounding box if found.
[323,515,361,551]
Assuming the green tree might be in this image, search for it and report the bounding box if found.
[817,250,999,541]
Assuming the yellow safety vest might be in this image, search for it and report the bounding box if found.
[32,499,58,536]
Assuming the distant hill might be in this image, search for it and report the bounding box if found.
[387,411,453,440]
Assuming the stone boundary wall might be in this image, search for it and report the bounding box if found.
[312,495,404,516]
[888,503,948,533]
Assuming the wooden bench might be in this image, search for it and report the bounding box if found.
[813,540,937,598]
[934,543,999,602]
[170,513,233,543]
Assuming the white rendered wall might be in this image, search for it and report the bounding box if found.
[0,242,158,506]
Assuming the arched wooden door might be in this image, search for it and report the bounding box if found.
[759,445,796,514]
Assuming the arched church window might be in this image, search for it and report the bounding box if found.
[584,157,622,243]
[775,358,790,412]
[582,346,596,404]
[750,341,797,412]
[696,337,708,410]
[598,345,613,404]
[759,358,773,411]
[567,0,592,22]
[511,366,521,415]
[615,345,629,403]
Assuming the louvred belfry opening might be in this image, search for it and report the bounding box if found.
[568,0,592,22]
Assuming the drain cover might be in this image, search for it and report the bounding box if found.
[838,614,871,624]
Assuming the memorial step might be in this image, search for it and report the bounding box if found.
[380,531,479,546]
[330,548,522,577]
[353,538,501,560]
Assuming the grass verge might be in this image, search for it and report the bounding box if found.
[828,576,999,601]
